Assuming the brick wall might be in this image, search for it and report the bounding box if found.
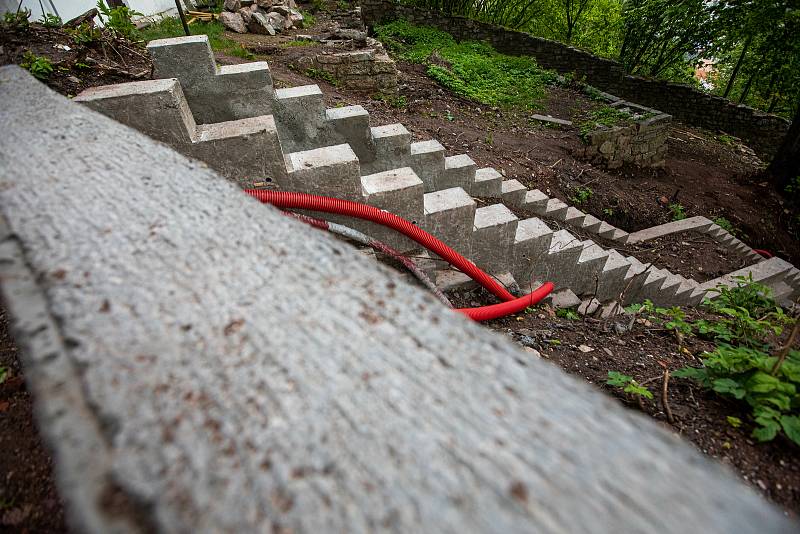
[361,0,790,158]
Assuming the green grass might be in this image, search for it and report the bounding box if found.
[139,18,254,59]
[375,20,557,109]
[578,106,633,137]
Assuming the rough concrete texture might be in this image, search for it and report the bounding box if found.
[472,168,503,197]
[3,67,796,534]
[147,35,273,124]
[274,84,327,152]
[286,143,361,199]
[74,78,287,188]
[423,187,476,258]
[471,204,519,273]
[360,167,424,251]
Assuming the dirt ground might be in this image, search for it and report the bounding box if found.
[0,307,67,532]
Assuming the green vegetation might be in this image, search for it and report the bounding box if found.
[305,67,339,86]
[556,307,580,320]
[607,371,654,399]
[372,93,408,109]
[376,20,557,109]
[398,1,799,120]
[716,134,736,145]
[570,186,592,205]
[20,51,53,79]
[0,366,7,385]
[629,276,799,446]
[96,0,141,39]
[713,217,738,237]
[578,105,631,137]
[668,202,686,221]
[3,9,31,30]
[68,22,102,44]
[139,18,254,59]
[40,13,62,28]
[300,10,316,27]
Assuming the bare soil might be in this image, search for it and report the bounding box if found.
[447,287,800,518]
[0,306,67,533]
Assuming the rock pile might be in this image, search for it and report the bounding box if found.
[219,0,304,35]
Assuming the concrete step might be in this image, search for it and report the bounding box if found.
[471,204,519,273]
[324,105,373,163]
[472,168,503,197]
[274,84,326,152]
[596,250,632,302]
[360,167,424,252]
[699,257,795,297]
[286,143,362,200]
[512,217,554,288]
[423,187,476,258]
[563,207,586,227]
[572,240,609,295]
[543,198,569,220]
[581,214,603,233]
[522,189,549,214]
[501,179,527,207]
[410,140,446,192]
[440,154,477,191]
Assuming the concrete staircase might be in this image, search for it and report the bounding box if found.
[74,34,800,309]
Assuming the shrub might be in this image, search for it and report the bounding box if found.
[96,0,142,40]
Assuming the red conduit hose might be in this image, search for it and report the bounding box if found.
[244,190,554,321]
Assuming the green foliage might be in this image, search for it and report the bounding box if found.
[603,207,614,217]
[726,415,742,427]
[305,67,339,86]
[668,202,686,221]
[578,105,632,137]
[674,345,800,445]
[607,371,654,399]
[376,20,557,109]
[556,308,580,320]
[309,0,326,12]
[571,186,593,205]
[373,93,408,109]
[68,22,102,44]
[40,13,62,27]
[20,51,53,79]
[713,217,737,236]
[96,0,142,40]
[0,366,7,385]
[716,134,735,145]
[3,9,31,30]
[336,0,350,10]
[300,10,316,27]
[139,18,253,59]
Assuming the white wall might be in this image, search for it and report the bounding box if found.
[2,0,178,24]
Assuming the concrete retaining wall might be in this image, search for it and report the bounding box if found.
[360,0,790,158]
[2,64,797,534]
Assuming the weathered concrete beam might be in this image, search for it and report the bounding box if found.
[1,66,795,534]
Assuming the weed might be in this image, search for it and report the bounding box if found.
[309,0,326,12]
[373,93,407,109]
[714,217,738,236]
[40,13,62,27]
[485,132,493,145]
[668,202,686,221]
[571,186,592,205]
[300,10,316,27]
[68,22,102,44]
[446,109,454,121]
[3,9,30,30]
[336,0,350,10]
[716,134,735,145]
[20,51,53,79]
[96,0,142,40]
[727,415,742,428]
[603,207,614,217]
[556,308,580,320]
[375,20,557,109]
[0,366,7,385]
[305,67,339,85]
[607,371,654,399]
[578,106,632,138]
[74,61,91,69]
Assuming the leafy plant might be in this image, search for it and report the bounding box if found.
[578,106,632,138]
[556,308,580,320]
[305,67,339,86]
[714,216,738,236]
[373,93,407,108]
[674,345,800,445]
[69,22,102,44]
[96,0,142,40]
[571,186,593,205]
[20,51,53,79]
[668,202,686,221]
[0,366,7,385]
[300,10,316,27]
[716,134,736,145]
[3,9,31,30]
[40,13,62,28]
[603,207,614,217]
[607,371,654,399]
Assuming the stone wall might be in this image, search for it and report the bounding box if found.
[296,47,398,94]
[580,96,671,169]
[361,0,790,158]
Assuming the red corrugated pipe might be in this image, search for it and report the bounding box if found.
[244,190,554,321]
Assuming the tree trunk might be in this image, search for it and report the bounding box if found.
[724,35,752,99]
[767,104,800,191]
